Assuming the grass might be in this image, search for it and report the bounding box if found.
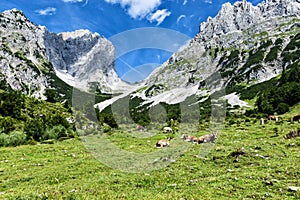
[0,114,299,199]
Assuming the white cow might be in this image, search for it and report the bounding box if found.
[163,127,172,133]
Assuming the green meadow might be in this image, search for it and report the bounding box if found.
[0,107,299,200]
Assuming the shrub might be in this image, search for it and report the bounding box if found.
[42,125,68,140]
[24,118,45,141]
[103,124,112,133]
[8,130,27,146]
[0,116,18,134]
[0,131,27,147]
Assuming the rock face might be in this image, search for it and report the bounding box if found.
[197,0,300,42]
[44,29,125,92]
[0,9,50,99]
[0,9,126,100]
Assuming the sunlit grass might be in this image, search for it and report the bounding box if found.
[0,115,299,199]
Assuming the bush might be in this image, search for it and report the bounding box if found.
[103,124,112,133]
[42,125,68,140]
[24,117,45,141]
[0,116,18,134]
[0,131,27,147]
[276,103,289,114]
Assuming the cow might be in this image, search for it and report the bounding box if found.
[155,138,171,148]
[181,134,198,143]
[197,132,218,143]
[163,127,173,133]
[268,115,278,121]
[291,114,300,122]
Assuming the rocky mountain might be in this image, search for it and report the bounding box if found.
[0,9,126,101]
[130,0,300,108]
[1,0,300,115]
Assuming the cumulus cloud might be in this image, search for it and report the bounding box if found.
[147,9,171,25]
[35,7,56,15]
[104,0,161,19]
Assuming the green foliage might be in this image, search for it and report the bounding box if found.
[256,82,300,114]
[265,46,281,62]
[160,102,181,124]
[258,39,273,50]
[245,58,300,115]
[0,78,10,91]
[96,106,118,128]
[282,33,300,63]
[0,130,27,147]
[280,61,300,84]
[44,88,57,103]
[239,77,278,100]
[42,125,68,140]
[240,49,265,73]
[24,117,46,141]
[129,97,151,126]
[275,38,283,45]
[219,50,240,78]
[0,90,25,119]
[14,51,41,75]
[0,116,20,134]
[48,72,73,102]
[0,89,74,145]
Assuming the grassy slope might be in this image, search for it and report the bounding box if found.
[0,109,299,199]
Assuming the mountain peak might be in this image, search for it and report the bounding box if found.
[2,8,24,15]
[59,29,100,40]
[198,0,300,41]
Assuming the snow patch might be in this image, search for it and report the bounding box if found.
[223,93,249,108]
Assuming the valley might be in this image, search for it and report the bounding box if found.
[0,0,299,199]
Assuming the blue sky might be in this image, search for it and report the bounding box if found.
[0,0,263,82]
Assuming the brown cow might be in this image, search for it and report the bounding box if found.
[181,134,198,143]
[197,132,218,144]
[291,114,300,122]
[155,138,171,148]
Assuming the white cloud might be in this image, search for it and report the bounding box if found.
[62,0,84,2]
[183,0,188,5]
[176,14,186,24]
[104,0,161,19]
[147,9,171,25]
[204,0,212,4]
[35,7,56,15]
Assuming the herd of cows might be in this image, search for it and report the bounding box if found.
[260,114,300,124]
[155,126,218,148]
[155,113,300,148]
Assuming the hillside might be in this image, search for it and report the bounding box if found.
[94,0,300,128]
[137,0,300,106]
